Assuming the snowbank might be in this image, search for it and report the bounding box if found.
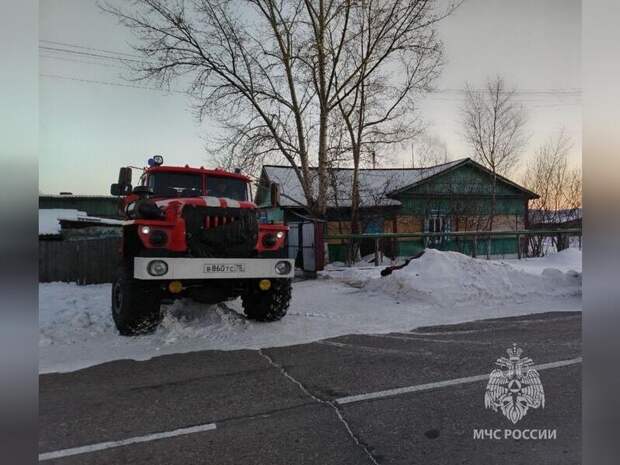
[326,249,581,308]
[39,249,581,373]
[499,248,582,274]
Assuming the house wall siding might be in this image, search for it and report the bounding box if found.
[270,161,536,261]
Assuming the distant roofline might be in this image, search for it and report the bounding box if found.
[385,158,539,199]
[262,157,539,200]
[261,158,466,173]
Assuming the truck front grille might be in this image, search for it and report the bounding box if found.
[204,215,238,229]
[182,205,258,258]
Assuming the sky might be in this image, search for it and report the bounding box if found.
[38,0,581,195]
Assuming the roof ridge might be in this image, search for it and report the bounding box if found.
[263,158,468,172]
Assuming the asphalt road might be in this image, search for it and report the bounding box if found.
[39,311,581,465]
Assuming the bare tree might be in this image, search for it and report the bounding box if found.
[102,0,324,212]
[411,134,451,167]
[461,76,528,256]
[564,168,582,215]
[522,129,582,255]
[103,0,457,217]
[333,0,455,234]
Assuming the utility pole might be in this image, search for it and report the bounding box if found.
[371,150,376,169]
[411,144,415,168]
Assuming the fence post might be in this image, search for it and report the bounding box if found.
[345,238,352,267]
[374,238,379,266]
[517,233,521,260]
[473,235,477,258]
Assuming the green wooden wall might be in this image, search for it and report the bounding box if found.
[328,237,519,262]
[325,162,534,261]
[396,164,527,216]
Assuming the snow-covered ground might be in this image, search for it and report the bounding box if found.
[39,248,582,373]
[498,247,582,274]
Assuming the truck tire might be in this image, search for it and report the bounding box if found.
[242,279,292,322]
[111,266,163,336]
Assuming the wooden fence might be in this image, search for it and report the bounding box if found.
[39,238,121,284]
[325,228,582,265]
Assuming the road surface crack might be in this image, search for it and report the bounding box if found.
[258,349,380,465]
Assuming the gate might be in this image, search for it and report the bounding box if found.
[287,220,325,273]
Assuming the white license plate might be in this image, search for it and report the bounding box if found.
[203,263,246,273]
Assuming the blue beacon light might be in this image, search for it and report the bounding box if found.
[148,155,164,167]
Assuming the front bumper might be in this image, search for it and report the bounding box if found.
[133,257,295,280]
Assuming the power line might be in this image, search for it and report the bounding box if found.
[430,88,581,96]
[39,45,144,63]
[40,54,120,68]
[421,95,581,106]
[39,73,190,95]
[39,41,581,97]
[39,39,143,59]
[40,73,579,108]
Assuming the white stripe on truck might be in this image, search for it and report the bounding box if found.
[203,196,221,207]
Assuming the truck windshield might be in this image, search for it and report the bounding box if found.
[148,172,203,197]
[206,176,247,201]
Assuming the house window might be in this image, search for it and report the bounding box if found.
[425,212,451,246]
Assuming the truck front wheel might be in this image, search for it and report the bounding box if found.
[111,266,163,336]
[242,279,292,322]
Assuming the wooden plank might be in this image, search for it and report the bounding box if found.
[39,238,121,284]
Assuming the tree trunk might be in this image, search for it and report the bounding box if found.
[351,148,361,235]
[350,145,361,264]
[315,0,328,218]
[317,111,328,216]
[487,169,497,259]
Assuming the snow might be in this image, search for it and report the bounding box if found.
[39,209,87,235]
[39,249,581,374]
[498,248,582,275]
[69,216,124,226]
[325,248,581,309]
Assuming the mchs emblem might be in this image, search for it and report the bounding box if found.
[484,344,545,424]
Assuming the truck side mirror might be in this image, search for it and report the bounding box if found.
[111,167,133,196]
[110,182,132,196]
[118,167,132,186]
[270,183,281,208]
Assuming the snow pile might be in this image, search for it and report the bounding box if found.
[327,249,581,308]
[501,248,582,274]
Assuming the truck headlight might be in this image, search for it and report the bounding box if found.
[147,260,168,276]
[275,261,291,275]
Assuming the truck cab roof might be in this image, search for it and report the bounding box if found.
[146,165,250,183]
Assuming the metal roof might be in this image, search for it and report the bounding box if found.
[261,157,538,209]
[261,159,466,208]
